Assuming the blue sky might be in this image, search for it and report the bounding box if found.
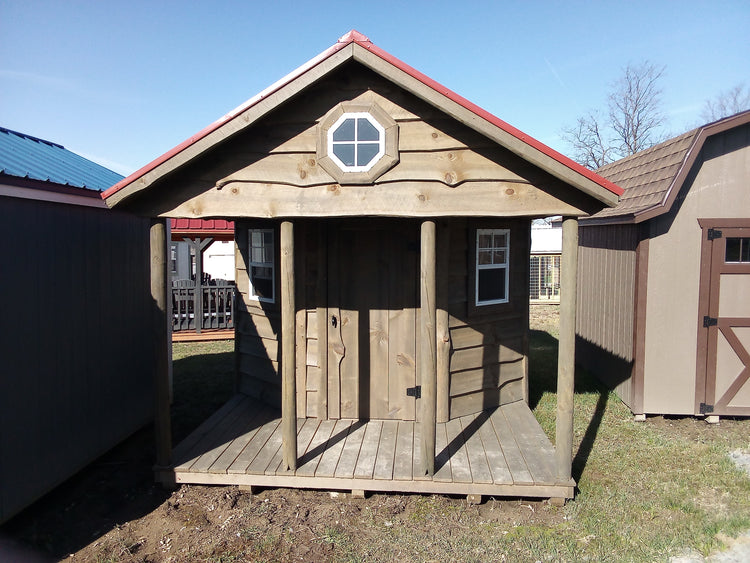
[2,0,748,176]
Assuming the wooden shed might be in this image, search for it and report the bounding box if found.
[576,110,750,419]
[103,31,621,501]
[0,127,154,523]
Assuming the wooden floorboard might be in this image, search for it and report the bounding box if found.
[173,395,573,499]
[315,419,353,478]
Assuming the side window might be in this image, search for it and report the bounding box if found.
[248,229,275,303]
[475,228,509,306]
[725,237,750,263]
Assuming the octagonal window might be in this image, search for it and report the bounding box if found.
[328,113,385,172]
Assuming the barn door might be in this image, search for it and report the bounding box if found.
[698,224,750,416]
[327,222,418,420]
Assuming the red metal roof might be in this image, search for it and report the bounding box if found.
[103,30,622,201]
[170,218,234,232]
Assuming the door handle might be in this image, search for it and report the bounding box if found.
[331,315,338,328]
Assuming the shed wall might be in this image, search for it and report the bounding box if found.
[0,196,154,524]
[642,124,750,414]
[234,218,530,421]
[575,224,639,408]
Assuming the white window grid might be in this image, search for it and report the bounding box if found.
[327,112,385,172]
[475,228,510,306]
[248,229,275,303]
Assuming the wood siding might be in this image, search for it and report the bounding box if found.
[0,196,154,524]
[234,218,530,422]
[575,224,638,409]
[445,219,530,419]
[131,64,599,220]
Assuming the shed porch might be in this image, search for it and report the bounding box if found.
[167,393,573,499]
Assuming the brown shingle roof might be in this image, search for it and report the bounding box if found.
[587,110,750,223]
[591,129,699,220]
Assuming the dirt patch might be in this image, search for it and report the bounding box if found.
[56,484,563,562]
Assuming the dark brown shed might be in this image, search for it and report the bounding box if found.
[576,110,750,420]
[0,128,154,524]
[103,31,620,502]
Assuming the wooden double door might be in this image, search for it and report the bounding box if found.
[326,221,419,421]
[698,223,750,416]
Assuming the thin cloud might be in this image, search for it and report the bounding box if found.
[544,58,567,90]
[0,69,77,91]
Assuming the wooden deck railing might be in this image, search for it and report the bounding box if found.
[172,280,235,333]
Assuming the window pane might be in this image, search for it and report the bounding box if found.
[493,250,506,264]
[333,143,355,166]
[332,118,355,141]
[262,231,274,246]
[478,250,492,265]
[251,247,264,263]
[726,238,741,262]
[357,143,380,166]
[743,239,750,262]
[251,230,263,246]
[478,268,506,302]
[357,118,380,141]
[478,233,492,249]
[494,233,507,248]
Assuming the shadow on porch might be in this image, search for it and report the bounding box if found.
[168,394,574,499]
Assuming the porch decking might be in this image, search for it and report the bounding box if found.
[170,394,574,499]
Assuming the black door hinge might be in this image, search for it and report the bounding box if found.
[707,228,723,240]
[406,385,421,399]
[703,316,718,328]
[700,402,714,414]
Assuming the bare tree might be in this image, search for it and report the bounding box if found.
[564,111,614,170]
[701,84,750,122]
[562,62,667,169]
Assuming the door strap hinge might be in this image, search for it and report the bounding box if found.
[703,316,718,328]
[700,403,714,414]
[707,228,723,240]
[406,385,421,399]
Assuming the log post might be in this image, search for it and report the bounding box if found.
[420,220,437,476]
[436,223,451,423]
[151,218,172,468]
[555,217,578,482]
[281,221,297,471]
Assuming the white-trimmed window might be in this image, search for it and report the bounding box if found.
[248,229,275,302]
[327,112,386,172]
[476,229,510,305]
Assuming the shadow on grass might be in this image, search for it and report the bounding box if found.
[1,345,236,560]
[528,329,610,484]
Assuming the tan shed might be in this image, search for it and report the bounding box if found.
[576,110,750,419]
[103,31,621,501]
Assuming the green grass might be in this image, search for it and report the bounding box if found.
[525,305,750,561]
[171,340,235,442]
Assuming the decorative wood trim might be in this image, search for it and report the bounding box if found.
[316,101,399,184]
[160,180,591,220]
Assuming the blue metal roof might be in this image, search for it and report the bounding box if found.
[0,126,124,192]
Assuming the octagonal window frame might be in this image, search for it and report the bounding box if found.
[317,102,399,184]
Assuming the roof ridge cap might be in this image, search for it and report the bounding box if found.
[338,30,371,44]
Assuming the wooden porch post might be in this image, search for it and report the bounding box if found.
[420,220,437,476]
[151,218,172,468]
[555,217,578,482]
[281,221,298,471]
